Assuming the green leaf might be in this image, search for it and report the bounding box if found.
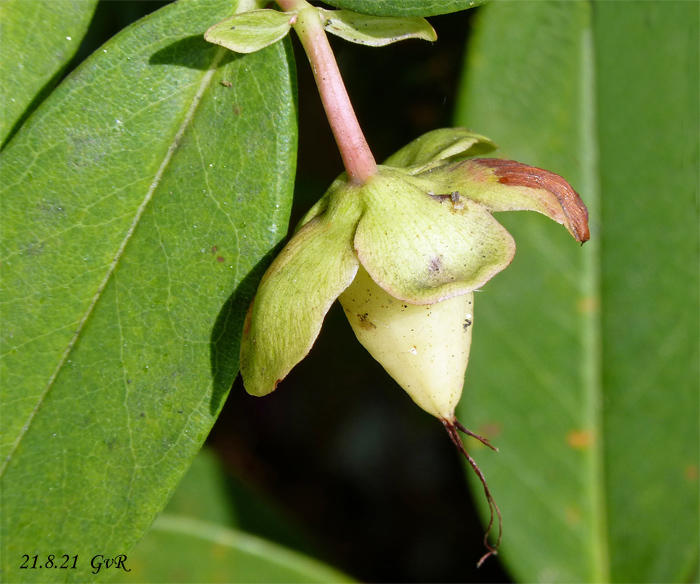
[112,515,353,583]
[205,9,293,54]
[0,0,98,146]
[455,1,698,581]
[322,0,487,17]
[319,8,436,47]
[0,0,297,581]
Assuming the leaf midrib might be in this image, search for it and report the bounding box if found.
[580,18,609,582]
[151,514,351,582]
[0,46,228,477]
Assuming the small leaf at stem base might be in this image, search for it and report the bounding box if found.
[319,8,436,47]
[205,9,293,54]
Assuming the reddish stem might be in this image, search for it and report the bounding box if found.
[276,0,377,183]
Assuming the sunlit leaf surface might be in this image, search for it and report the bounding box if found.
[0,0,297,580]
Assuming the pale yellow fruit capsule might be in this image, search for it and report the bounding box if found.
[339,266,473,421]
[340,266,502,566]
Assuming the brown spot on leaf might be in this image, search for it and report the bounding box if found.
[475,158,590,243]
[428,256,442,273]
[567,429,593,450]
[565,506,582,525]
[216,256,225,263]
[211,245,218,254]
[578,296,598,314]
[685,464,698,481]
[220,80,232,88]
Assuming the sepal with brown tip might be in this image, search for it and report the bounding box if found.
[425,157,590,243]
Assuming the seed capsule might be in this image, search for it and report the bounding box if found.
[340,266,473,421]
[341,267,502,565]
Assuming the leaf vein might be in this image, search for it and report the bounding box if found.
[0,47,229,477]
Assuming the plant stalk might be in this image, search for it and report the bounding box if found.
[276,0,377,183]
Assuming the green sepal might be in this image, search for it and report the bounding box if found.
[205,9,293,54]
[384,127,497,173]
[354,168,515,304]
[239,186,362,396]
[294,174,347,232]
[318,8,436,47]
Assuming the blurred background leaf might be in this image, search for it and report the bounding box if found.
[0,0,98,146]
[163,448,238,525]
[0,0,296,580]
[115,516,352,583]
[164,448,317,553]
[116,449,352,583]
[455,1,698,581]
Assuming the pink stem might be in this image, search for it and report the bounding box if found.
[277,0,377,183]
